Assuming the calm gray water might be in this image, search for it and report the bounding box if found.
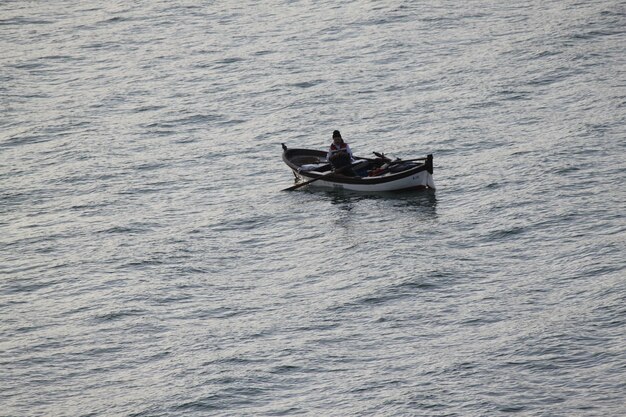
[1,1,625,416]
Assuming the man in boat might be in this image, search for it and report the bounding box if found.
[327,130,356,176]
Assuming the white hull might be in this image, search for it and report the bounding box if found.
[294,169,436,192]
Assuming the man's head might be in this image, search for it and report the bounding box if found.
[332,130,342,144]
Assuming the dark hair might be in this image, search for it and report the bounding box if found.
[332,130,341,138]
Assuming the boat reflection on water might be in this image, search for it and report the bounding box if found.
[313,188,438,215]
[307,188,438,241]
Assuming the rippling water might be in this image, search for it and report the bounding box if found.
[1,1,625,416]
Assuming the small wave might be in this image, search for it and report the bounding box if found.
[141,113,226,130]
[98,222,160,234]
[142,121,175,129]
[134,105,166,113]
[496,89,532,101]
[40,54,81,61]
[485,226,527,240]
[98,16,133,25]
[532,50,562,59]
[0,18,53,26]
[216,57,244,65]
[174,399,222,412]
[290,79,325,89]
[11,61,44,70]
[253,50,275,56]
[269,364,303,375]
[499,405,528,413]
[334,278,439,311]
[571,30,623,40]
[94,309,145,322]
[197,306,251,319]
[175,113,224,125]
[80,42,120,50]
[555,165,581,174]
[133,162,168,171]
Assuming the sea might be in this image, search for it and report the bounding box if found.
[1,1,625,416]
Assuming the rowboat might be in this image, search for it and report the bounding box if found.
[281,144,435,192]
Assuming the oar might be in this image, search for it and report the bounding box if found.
[389,157,427,164]
[367,157,429,177]
[282,158,372,191]
[372,152,426,164]
[282,171,333,191]
[282,164,353,191]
